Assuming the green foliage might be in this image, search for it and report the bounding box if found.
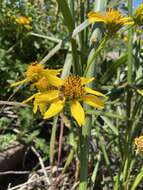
[0,133,16,151]
[35,138,49,157]
[0,0,143,189]
[0,0,67,99]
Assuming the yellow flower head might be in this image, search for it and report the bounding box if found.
[15,16,31,25]
[34,76,105,126]
[26,63,45,82]
[133,3,143,26]
[88,9,132,34]
[135,136,143,154]
[11,63,62,90]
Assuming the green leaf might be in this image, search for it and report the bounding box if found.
[131,168,143,190]
[50,117,58,164]
[63,148,74,173]
[101,116,119,136]
[56,0,74,32]
[72,20,89,38]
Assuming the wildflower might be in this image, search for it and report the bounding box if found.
[135,136,143,154]
[15,16,31,25]
[35,76,105,126]
[22,92,48,114]
[133,3,143,26]
[88,9,132,34]
[11,63,62,89]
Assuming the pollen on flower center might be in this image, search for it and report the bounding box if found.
[26,63,45,82]
[60,76,85,100]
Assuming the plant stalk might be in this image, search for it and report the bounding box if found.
[127,0,133,84]
[84,36,108,76]
[123,0,133,187]
[79,1,107,189]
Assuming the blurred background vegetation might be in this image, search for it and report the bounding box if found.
[0,0,143,189]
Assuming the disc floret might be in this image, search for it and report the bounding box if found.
[61,76,85,100]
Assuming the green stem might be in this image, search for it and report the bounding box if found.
[122,1,133,187]
[127,0,133,84]
[79,115,91,190]
[79,0,86,74]
[50,116,58,165]
[79,1,107,189]
[84,36,108,76]
[126,0,133,148]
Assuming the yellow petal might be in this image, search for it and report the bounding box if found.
[87,12,105,23]
[85,87,105,97]
[33,100,38,113]
[81,77,95,85]
[47,74,63,87]
[33,99,47,114]
[83,95,104,109]
[44,100,64,119]
[45,69,62,75]
[39,103,47,114]
[10,79,28,87]
[70,100,85,126]
[36,90,59,103]
[137,89,143,96]
[22,93,40,104]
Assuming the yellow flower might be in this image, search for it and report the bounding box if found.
[133,3,143,26]
[15,16,31,25]
[35,76,105,126]
[22,92,48,114]
[11,63,62,90]
[135,136,143,154]
[88,9,132,34]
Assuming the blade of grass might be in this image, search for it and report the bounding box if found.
[56,0,80,75]
[50,116,58,164]
[72,20,89,38]
[79,1,107,189]
[61,48,72,78]
[63,130,77,173]
[56,0,74,32]
[122,1,133,186]
[100,116,119,136]
[91,153,101,183]
[127,0,133,84]
[131,167,143,190]
[29,32,61,43]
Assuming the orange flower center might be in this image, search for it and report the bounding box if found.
[60,76,85,100]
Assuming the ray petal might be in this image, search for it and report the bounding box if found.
[47,74,63,87]
[44,100,64,119]
[22,93,40,104]
[45,69,62,75]
[85,87,105,97]
[36,90,59,103]
[83,95,104,109]
[81,77,95,85]
[70,100,85,126]
[10,79,28,87]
